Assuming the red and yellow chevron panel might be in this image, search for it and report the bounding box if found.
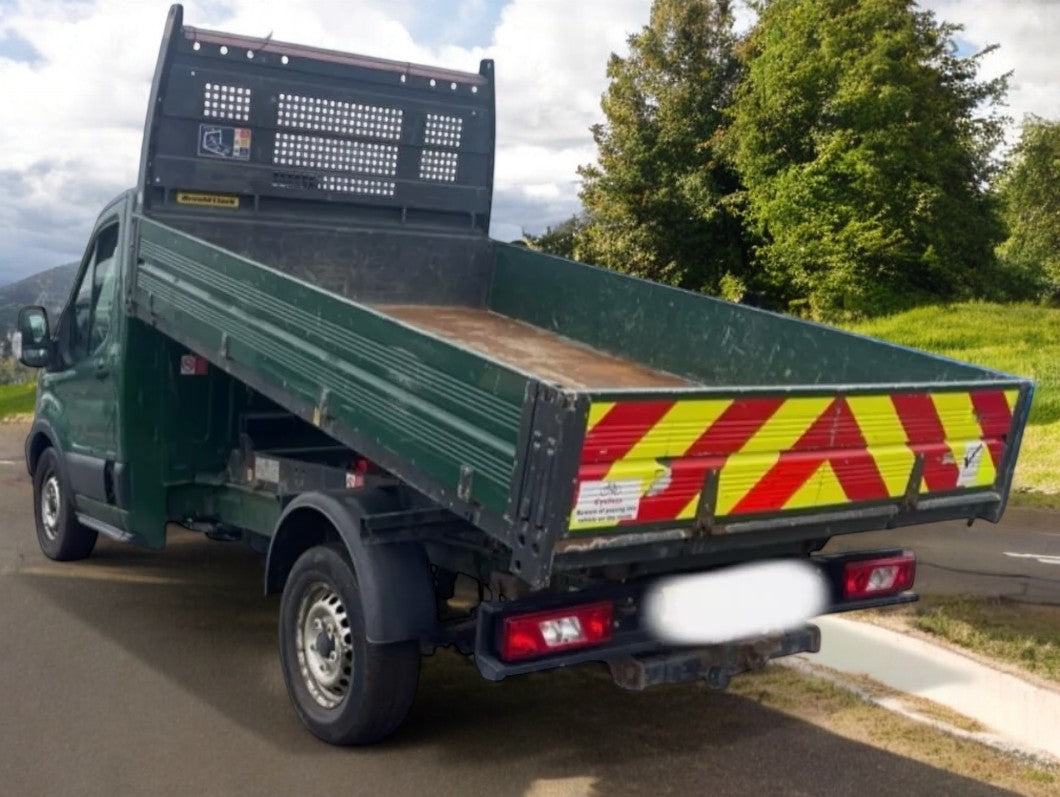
[569,388,1018,531]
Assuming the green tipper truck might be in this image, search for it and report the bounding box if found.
[15,6,1033,744]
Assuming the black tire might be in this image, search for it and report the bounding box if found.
[279,543,420,745]
[33,448,97,561]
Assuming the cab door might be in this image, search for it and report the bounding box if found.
[43,213,124,524]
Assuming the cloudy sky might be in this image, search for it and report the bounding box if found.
[0,0,1057,284]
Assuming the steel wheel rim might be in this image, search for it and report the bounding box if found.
[295,580,354,709]
[40,475,61,542]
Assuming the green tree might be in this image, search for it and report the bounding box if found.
[577,0,748,295]
[524,215,587,260]
[996,116,1060,300]
[729,0,1010,319]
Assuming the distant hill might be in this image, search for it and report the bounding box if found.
[0,262,79,336]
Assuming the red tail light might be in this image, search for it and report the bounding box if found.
[843,551,916,600]
[500,601,614,662]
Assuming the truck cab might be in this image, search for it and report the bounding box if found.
[21,192,155,555]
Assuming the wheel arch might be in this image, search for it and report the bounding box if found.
[25,420,59,476]
[265,490,437,645]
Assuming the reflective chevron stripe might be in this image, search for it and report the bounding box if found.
[569,388,1019,531]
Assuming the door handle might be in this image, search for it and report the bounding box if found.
[93,360,111,380]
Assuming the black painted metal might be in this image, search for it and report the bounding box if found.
[470,556,905,682]
[64,451,108,505]
[827,594,918,613]
[505,383,588,587]
[150,216,495,306]
[267,490,438,644]
[607,625,821,691]
[138,5,495,234]
[988,381,1036,522]
[549,493,998,575]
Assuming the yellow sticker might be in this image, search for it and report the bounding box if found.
[176,191,240,209]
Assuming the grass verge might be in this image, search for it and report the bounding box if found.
[0,382,35,419]
[731,666,1057,794]
[1008,487,1060,510]
[853,595,1060,684]
[846,301,1060,499]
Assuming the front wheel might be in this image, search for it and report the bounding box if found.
[278,544,420,745]
[33,448,97,561]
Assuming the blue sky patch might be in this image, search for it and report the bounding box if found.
[952,36,979,57]
[404,0,505,48]
[0,29,41,64]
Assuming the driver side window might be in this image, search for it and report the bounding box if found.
[67,222,119,365]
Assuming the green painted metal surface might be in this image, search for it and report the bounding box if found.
[167,483,283,537]
[489,244,1009,389]
[133,217,528,517]
[118,314,242,541]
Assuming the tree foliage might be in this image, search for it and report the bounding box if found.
[577,0,747,294]
[569,0,1036,317]
[996,116,1060,300]
[524,215,587,260]
[727,0,1011,319]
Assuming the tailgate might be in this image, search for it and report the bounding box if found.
[570,385,1028,532]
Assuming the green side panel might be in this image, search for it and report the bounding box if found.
[123,317,244,473]
[133,218,527,515]
[489,244,1007,388]
[167,484,283,537]
[121,316,239,542]
[119,317,176,545]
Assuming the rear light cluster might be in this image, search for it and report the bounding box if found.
[842,551,916,600]
[500,601,614,662]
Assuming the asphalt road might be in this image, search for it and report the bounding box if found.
[0,422,1044,797]
[824,506,1060,604]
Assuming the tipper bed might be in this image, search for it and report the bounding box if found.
[130,7,1033,587]
[376,305,693,389]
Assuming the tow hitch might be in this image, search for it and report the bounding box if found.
[607,624,821,691]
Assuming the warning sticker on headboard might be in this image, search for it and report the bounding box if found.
[197,125,251,161]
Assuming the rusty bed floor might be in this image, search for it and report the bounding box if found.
[375,305,692,389]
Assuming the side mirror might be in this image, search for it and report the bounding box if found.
[16,306,53,368]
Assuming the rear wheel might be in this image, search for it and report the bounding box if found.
[33,448,97,561]
[279,543,420,745]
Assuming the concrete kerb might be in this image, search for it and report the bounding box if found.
[783,614,1060,767]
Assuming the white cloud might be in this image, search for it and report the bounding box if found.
[0,0,1057,283]
[922,0,1060,141]
[0,0,650,280]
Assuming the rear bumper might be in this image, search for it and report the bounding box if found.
[607,624,821,691]
[472,555,916,683]
[474,604,826,686]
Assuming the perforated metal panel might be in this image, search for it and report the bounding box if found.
[273,133,399,176]
[277,94,403,140]
[138,5,495,232]
[202,82,251,121]
[424,113,463,147]
[419,149,460,182]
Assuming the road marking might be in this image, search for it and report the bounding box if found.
[1004,551,1060,566]
[525,777,597,797]
[0,459,20,466]
[18,564,184,585]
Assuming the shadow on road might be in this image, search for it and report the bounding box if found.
[19,531,1020,797]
